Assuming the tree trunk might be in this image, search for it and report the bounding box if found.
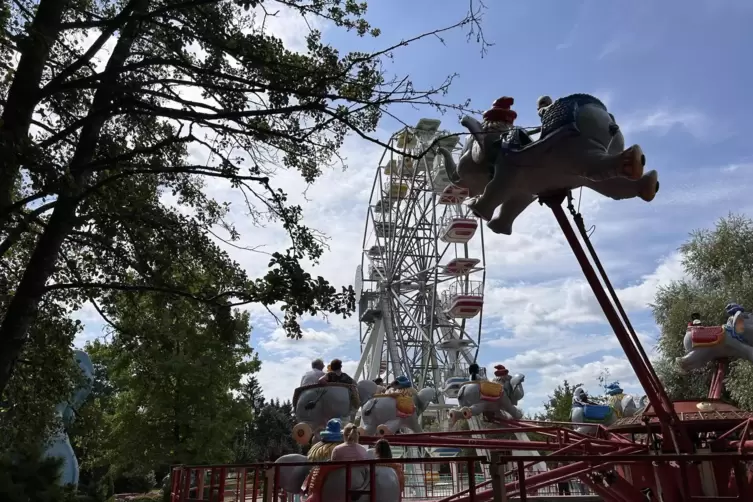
[0,0,67,214]
[0,0,150,395]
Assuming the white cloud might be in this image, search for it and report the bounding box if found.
[620,108,708,139]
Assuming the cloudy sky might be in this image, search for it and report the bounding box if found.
[73,0,753,416]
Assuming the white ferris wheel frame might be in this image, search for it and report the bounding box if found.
[353,119,487,414]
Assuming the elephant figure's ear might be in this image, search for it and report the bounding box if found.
[363,398,376,415]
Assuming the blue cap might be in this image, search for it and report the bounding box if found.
[395,375,411,388]
[726,303,745,317]
[320,418,343,442]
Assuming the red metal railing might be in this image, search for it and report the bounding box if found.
[171,452,753,502]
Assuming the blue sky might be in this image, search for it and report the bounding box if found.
[74,0,753,415]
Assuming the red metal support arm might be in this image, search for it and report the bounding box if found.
[540,192,692,452]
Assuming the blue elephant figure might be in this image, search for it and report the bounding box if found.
[43,350,94,487]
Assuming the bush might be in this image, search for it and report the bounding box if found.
[112,469,156,494]
[0,450,78,502]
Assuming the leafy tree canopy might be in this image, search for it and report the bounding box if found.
[652,214,753,409]
[0,0,487,398]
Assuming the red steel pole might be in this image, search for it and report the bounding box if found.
[542,194,691,451]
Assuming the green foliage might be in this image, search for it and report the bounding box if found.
[75,294,258,471]
[534,380,581,422]
[232,377,300,462]
[0,449,78,502]
[0,0,486,398]
[652,214,753,407]
[111,469,156,495]
[0,302,82,452]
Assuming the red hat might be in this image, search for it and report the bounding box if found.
[493,365,509,377]
[482,96,517,124]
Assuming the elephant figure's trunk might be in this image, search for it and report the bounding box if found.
[438,147,461,184]
[460,115,485,147]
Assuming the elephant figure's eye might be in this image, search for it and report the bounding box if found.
[304,401,316,410]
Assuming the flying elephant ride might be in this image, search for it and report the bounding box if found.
[360,376,436,436]
[448,365,525,425]
[569,384,646,435]
[292,378,377,445]
[276,419,404,502]
[676,302,753,372]
[436,94,660,235]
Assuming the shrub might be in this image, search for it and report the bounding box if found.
[112,469,156,494]
[0,450,78,502]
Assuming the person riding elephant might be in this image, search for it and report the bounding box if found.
[301,359,326,387]
[319,359,355,385]
[676,304,753,372]
[449,365,525,425]
[469,363,484,381]
[603,382,647,418]
[360,379,435,436]
[275,419,403,502]
[437,94,660,235]
[570,387,610,435]
[292,377,376,445]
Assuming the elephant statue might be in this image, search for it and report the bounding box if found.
[676,308,753,372]
[360,387,436,436]
[44,350,94,486]
[292,380,377,445]
[437,94,660,235]
[275,421,403,502]
[448,366,525,425]
[274,453,402,502]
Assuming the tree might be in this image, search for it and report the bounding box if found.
[0,0,488,395]
[534,380,581,422]
[232,376,300,462]
[652,214,753,409]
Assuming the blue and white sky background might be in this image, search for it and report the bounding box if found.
[72,0,753,416]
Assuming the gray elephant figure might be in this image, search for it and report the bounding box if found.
[437,94,660,235]
[292,380,376,445]
[274,453,402,502]
[448,373,525,425]
[44,350,94,486]
[360,387,436,436]
[676,310,753,372]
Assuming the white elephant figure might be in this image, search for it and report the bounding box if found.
[449,374,525,426]
[437,94,659,235]
[292,380,377,445]
[360,387,436,436]
[274,452,403,502]
[676,306,753,372]
[44,350,94,486]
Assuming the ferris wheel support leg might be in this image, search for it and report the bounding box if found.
[540,192,694,449]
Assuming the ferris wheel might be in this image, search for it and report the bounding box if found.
[352,118,487,426]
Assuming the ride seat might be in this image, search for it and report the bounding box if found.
[689,326,724,347]
[582,404,612,422]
